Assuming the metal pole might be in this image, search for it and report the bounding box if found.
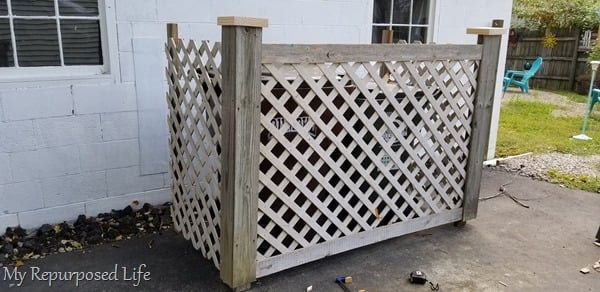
[573,61,600,140]
[582,68,597,133]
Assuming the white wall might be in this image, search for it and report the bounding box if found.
[0,0,373,233]
[432,0,513,160]
[161,0,373,44]
[0,0,512,233]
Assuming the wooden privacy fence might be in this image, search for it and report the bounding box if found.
[166,17,503,290]
[505,28,594,91]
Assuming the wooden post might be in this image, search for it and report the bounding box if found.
[380,29,394,80]
[381,29,394,43]
[167,23,178,39]
[217,16,268,291]
[462,27,505,223]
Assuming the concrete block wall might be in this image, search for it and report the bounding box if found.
[0,0,374,234]
[0,83,171,232]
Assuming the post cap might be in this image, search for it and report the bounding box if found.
[466,27,507,36]
[217,16,268,28]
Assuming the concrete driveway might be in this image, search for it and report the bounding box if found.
[3,168,599,291]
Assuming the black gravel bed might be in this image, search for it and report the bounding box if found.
[0,202,172,268]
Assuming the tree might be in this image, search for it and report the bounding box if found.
[512,0,600,48]
[512,0,600,30]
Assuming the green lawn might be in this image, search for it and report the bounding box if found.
[496,92,600,192]
[496,98,600,157]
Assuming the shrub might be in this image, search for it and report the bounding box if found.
[589,45,600,62]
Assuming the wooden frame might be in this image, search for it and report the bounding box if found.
[166,19,502,291]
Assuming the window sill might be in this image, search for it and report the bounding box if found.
[0,70,118,89]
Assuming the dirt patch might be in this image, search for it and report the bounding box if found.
[502,89,587,118]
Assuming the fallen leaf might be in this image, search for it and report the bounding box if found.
[22,252,34,260]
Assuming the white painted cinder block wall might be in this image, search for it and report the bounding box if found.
[0,0,373,233]
[432,0,513,160]
[0,0,512,233]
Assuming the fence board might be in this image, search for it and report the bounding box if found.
[256,208,463,277]
[262,44,482,63]
[505,28,591,91]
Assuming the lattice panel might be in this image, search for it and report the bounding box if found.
[166,39,222,269]
[257,59,478,259]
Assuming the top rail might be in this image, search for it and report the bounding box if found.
[261,44,482,64]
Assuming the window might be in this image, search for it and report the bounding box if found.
[0,0,103,68]
[372,0,430,44]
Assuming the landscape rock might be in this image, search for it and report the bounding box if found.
[37,224,53,236]
[1,243,14,255]
[493,153,600,181]
[0,203,172,267]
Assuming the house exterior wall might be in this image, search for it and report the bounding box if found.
[431,0,513,160]
[0,0,373,232]
[0,0,512,232]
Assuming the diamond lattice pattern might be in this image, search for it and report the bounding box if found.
[167,39,222,269]
[257,60,478,259]
[166,39,480,266]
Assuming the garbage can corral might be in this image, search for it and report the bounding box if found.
[166,18,504,290]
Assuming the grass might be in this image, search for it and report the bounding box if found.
[549,90,589,104]
[496,92,600,193]
[496,98,600,157]
[545,169,600,193]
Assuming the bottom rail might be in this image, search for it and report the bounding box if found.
[256,208,463,277]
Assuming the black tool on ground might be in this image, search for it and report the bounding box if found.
[409,270,440,291]
[334,276,352,292]
[409,270,427,284]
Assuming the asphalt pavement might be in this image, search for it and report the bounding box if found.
[2,168,599,291]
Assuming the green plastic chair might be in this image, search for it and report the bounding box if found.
[591,88,600,113]
[503,57,543,93]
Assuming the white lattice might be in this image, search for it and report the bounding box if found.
[166,38,484,276]
[166,39,222,269]
[256,59,478,259]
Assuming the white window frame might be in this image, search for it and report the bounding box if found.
[0,0,118,84]
[372,0,432,43]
